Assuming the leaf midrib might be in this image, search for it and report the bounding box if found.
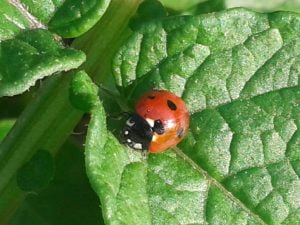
[9,0,46,29]
[173,146,267,225]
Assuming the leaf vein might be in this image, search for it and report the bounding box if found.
[173,147,267,225]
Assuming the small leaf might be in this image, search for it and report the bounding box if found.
[130,0,167,30]
[187,0,225,15]
[48,0,111,37]
[0,29,86,97]
[17,150,55,192]
[69,71,99,112]
[10,140,104,225]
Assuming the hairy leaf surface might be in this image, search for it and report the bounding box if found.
[0,1,31,41]
[0,29,85,97]
[87,8,300,225]
[226,0,300,13]
[2,0,110,38]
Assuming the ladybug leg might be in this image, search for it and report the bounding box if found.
[108,111,130,120]
[141,149,149,160]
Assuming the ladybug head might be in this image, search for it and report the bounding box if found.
[121,113,153,151]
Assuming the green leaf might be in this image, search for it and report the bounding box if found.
[160,0,207,11]
[1,0,110,38]
[48,0,111,37]
[0,1,31,41]
[130,0,167,30]
[69,71,99,112]
[20,0,111,37]
[9,140,104,225]
[20,0,60,24]
[225,0,300,13]
[86,102,264,225]
[113,9,300,111]
[185,86,300,223]
[16,150,55,192]
[0,1,141,223]
[0,29,86,97]
[86,8,300,224]
[188,0,226,15]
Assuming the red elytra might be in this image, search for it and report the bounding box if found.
[135,90,189,153]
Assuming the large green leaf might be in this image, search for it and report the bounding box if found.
[89,102,256,224]
[182,86,300,224]
[86,8,300,224]
[86,98,264,225]
[69,71,99,112]
[0,29,85,97]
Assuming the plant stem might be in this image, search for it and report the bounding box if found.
[0,178,25,225]
[0,75,82,224]
[73,0,139,85]
[0,0,141,223]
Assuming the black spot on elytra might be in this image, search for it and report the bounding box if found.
[167,100,177,111]
[153,120,165,135]
[177,127,184,138]
[148,96,155,99]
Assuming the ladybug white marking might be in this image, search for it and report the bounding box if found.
[126,119,135,127]
[152,135,157,142]
[145,118,154,127]
[124,130,129,135]
[133,143,142,149]
[127,139,132,143]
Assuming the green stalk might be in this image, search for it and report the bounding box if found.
[0,0,141,223]
[0,178,25,225]
[73,0,138,84]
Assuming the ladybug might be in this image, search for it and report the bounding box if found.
[122,90,189,153]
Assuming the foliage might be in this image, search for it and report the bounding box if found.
[1,0,300,225]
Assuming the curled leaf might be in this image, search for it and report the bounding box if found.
[0,29,86,97]
[69,71,99,112]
